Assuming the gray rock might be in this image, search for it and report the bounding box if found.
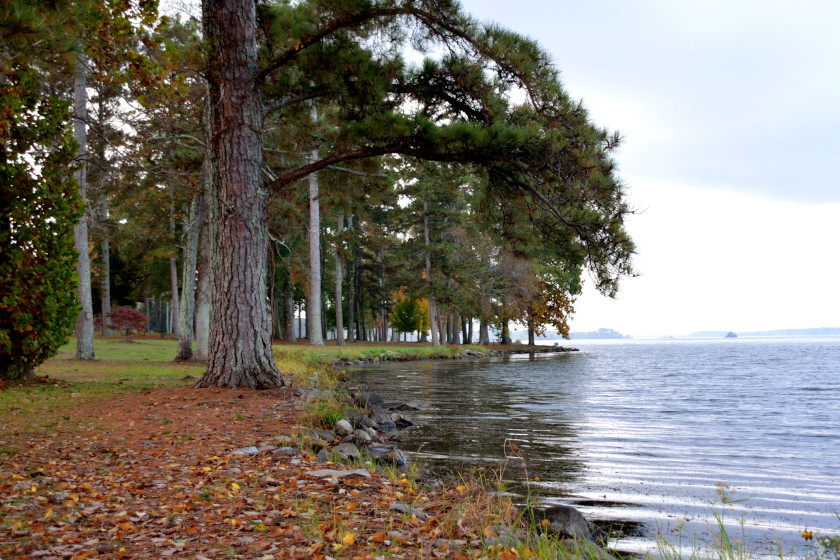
[354,391,385,408]
[334,419,353,436]
[347,410,379,429]
[368,445,407,467]
[527,505,603,542]
[272,446,300,456]
[231,446,259,456]
[334,442,361,459]
[364,426,378,439]
[392,413,417,429]
[298,388,332,401]
[352,429,372,443]
[258,445,277,453]
[389,502,429,520]
[316,449,331,463]
[305,468,371,479]
[340,433,354,443]
[372,409,397,431]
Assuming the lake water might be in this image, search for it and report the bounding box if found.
[350,338,840,557]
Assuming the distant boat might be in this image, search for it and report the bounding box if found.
[725,331,738,338]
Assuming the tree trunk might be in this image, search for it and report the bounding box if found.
[452,309,461,345]
[379,247,388,342]
[73,51,95,360]
[334,213,345,346]
[176,193,203,360]
[283,288,296,343]
[528,319,535,346]
[467,318,473,344]
[194,88,214,363]
[306,105,324,346]
[423,200,440,346]
[168,181,181,338]
[479,297,490,344]
[500,319,511,345]
[196,0,284,388]
[346,217,355,342]
[99,197,113,337]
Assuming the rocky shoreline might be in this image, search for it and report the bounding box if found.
[333,343,579,366]
[264,382,620,558]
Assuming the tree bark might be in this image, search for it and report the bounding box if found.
[283,288,296,343]
[176,193,203,360]
[99,197,113,337]
[72,51,95,360]
[423,199,440,346]
[169,183,180,338]
[334,213,345,346]
[527,318,535,346]
[479,297,490,344]
[346,214,355,343]
[452,308,461,344]
[500,319,511,345]
[306,104,324,346]
[196,0,284,388]
[194,89,214,362]
[379,247,388,342]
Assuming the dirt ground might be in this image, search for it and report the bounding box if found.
[0,383,485,560]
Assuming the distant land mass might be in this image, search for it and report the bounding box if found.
[689,327,840,338]
[569,328,630,340]
[509,327,629,341]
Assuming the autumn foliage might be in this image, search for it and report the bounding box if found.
[107,306,150,339]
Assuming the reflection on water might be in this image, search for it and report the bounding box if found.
[351,339,840,557]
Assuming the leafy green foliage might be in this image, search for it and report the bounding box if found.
[0,63,83,380]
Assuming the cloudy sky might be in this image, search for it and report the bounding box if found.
[460,0,840,337]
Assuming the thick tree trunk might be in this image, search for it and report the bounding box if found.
[423,200,440,346]
[500,319,511,345]
[99,197,113,337]
[528,319,535,346]
[466,318,473,344]
[72,51,95,360]
[196,0,284,388]
[176,193,203,360]
[334,213,345,346]
[379,248,388,342]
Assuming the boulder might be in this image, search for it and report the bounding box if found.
[334,419,353,437]
[334,442,361,459]
[526,505,606,543]
[347,410,378,430]
[272,447,300,456]
[368,445,407,467]
[390,502,429,520]
[354,391,385,408]
[352,429,372,444]
[231,446,259,456]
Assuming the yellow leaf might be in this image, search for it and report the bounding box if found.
[802,530,813,541]
[456,485,466,494]
[346,503,356,511]
[12,474,25,480]
[342,532,355,546]
[231,482,240,491]
[203,467,212,472]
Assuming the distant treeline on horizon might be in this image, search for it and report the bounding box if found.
[689,327,840,338]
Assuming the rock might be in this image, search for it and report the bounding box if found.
[231,446,259,456]
[334,442,361,459]
[258,445,277,453]
[392,413,417,429]
[372,409,397,431]
[527,504,604,542]
[316,449,331,463]
[389,502,429,520]
[305,468,371,479]
[354,391,385,408]
[383,402,420,412]
[347,409,379,429]
[334,419,353,436]
[272,447,300,456]
[364,426,378,439]
[96,544,115,554]
[352,429,372,443]
[368,445,407,467]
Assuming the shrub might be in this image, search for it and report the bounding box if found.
[107,306,149,340]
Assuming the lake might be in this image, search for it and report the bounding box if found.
[350,338,840,557]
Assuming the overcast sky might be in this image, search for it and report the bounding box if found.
[459,0,840,337]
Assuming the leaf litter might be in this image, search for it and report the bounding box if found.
[0,384,511,559]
